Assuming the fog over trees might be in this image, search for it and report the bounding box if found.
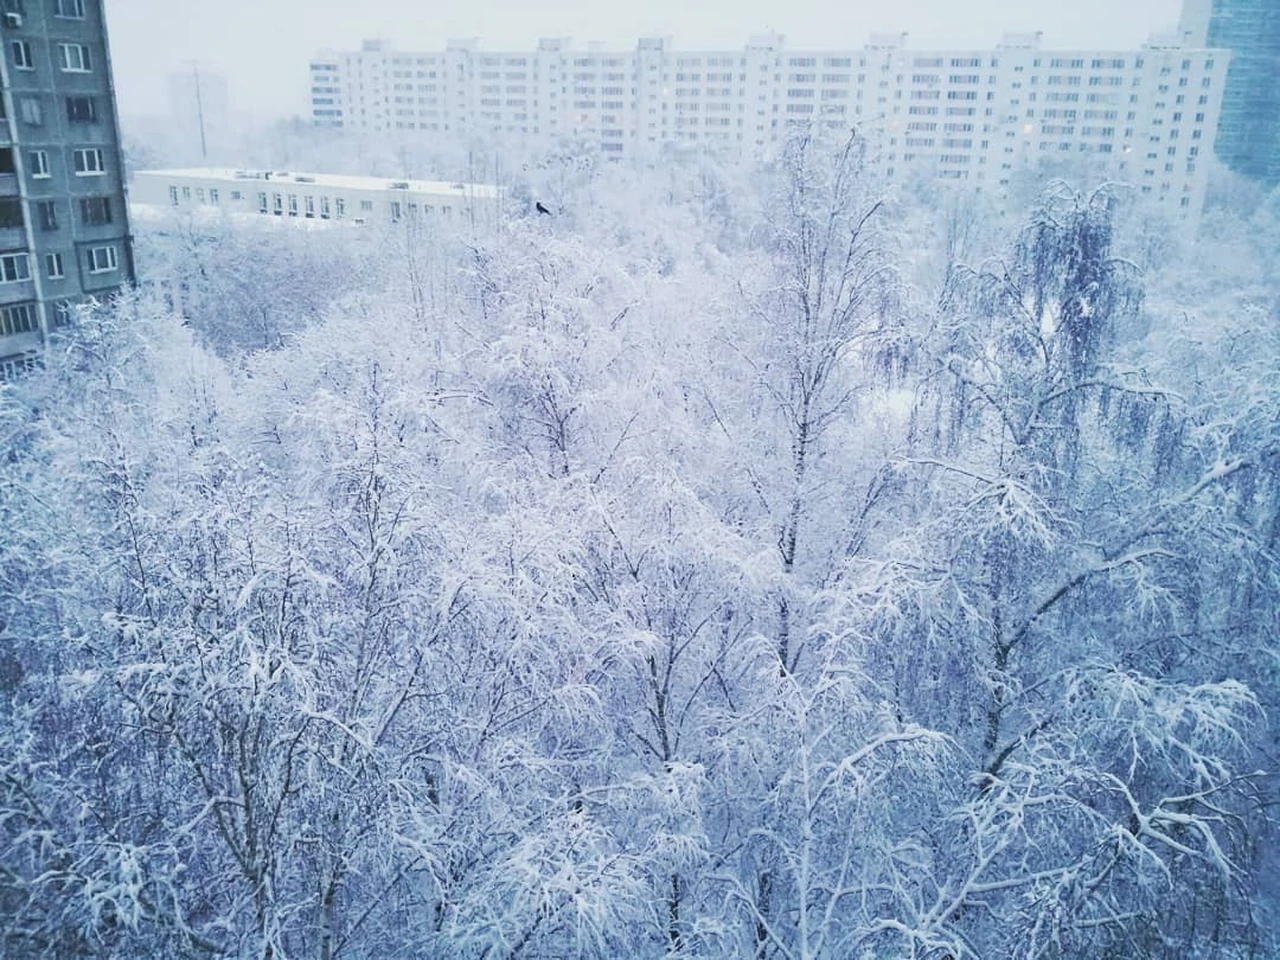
[2,133,1277,958]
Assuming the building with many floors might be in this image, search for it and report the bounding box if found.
[309,31,1230,222]
[1179,0,1279,188]
[0,0,133,376]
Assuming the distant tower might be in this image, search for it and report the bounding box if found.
[1180,0,1280,188]
[0,0,135,376]
[168,65,229,162]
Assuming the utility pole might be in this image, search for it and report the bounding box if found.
[179,60,209,161]
[192,62,208,161]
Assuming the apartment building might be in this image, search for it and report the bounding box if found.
[1179,0,1278,188]
[309,31,1230,223]
[130,168,502,227]
[0,0,133,376]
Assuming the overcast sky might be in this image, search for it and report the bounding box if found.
[106,0,1182,119]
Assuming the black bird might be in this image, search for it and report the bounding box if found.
[535,201,552,215]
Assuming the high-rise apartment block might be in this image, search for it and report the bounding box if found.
[1179,0,1279,188]
[310,31,1229,221]
[0,0,133,376]
[168,65,230,162]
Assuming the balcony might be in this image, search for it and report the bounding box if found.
[0,329,41,359]
[0,279,36,304]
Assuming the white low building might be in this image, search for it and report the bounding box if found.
[130,168,503,226]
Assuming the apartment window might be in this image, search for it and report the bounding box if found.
[335,198,346,218]
[390,201,402,221]
[305,196,315,218]
[170,185,179,206]
[258,191,268,213]
[0,198,23,229]
[45,252,64,279]
[20,98,42,126]
[55,0,86,17]
[36,200,57,230]
[58,44,92,73]
[0,252,31,282]
[0,302,37,336]
[196,188,204,202]
[72,147,105,175]
[209,188,219,205]
[360,200,373,211]
[85,245,117,274]
[79,196,112,225]
[23,150,52,180]
[66,96,97,123]
[182,186,190,199]
[320,196,330,219]
[287,194,298,216]
[10,40,33,71]
[273,193,283,215]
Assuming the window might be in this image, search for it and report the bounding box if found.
[305,196,315,218]
[169,185,179,206]
[79,196,112,225]
[181,186,190,199]
[287,194,298,216]
[0,198,23,229]
[257,191,268,213]
[86,245,117,273]
[55,0,85,17]
[335,198,346,218]
[72,147,105,175]
[209,188,219,205]
[28,150,50,179]
[320,196,330,219]
[20,98,43,126]
[359,200,373,211]
[58,43,91,73]
[0,302,36,336]
[10,40,33,71]
[0,252,31,282]
[66,96,96,123]
[36,200,57,230]
[45,252,63,279]
[272,193,283,215]
[390,201,402,221]
[196,188,204,202]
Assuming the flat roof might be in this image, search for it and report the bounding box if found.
[136,168,502,199]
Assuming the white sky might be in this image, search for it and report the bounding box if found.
[106,0,1183,119]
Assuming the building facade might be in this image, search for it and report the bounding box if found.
[0,0,133,375]
[1179,0,1279,188]
[309,31,1230,222]
[130,167,502,227]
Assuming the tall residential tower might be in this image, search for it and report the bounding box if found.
[309,31,1230,222]
[0,0,133,376]
[1180,0,1280,188]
